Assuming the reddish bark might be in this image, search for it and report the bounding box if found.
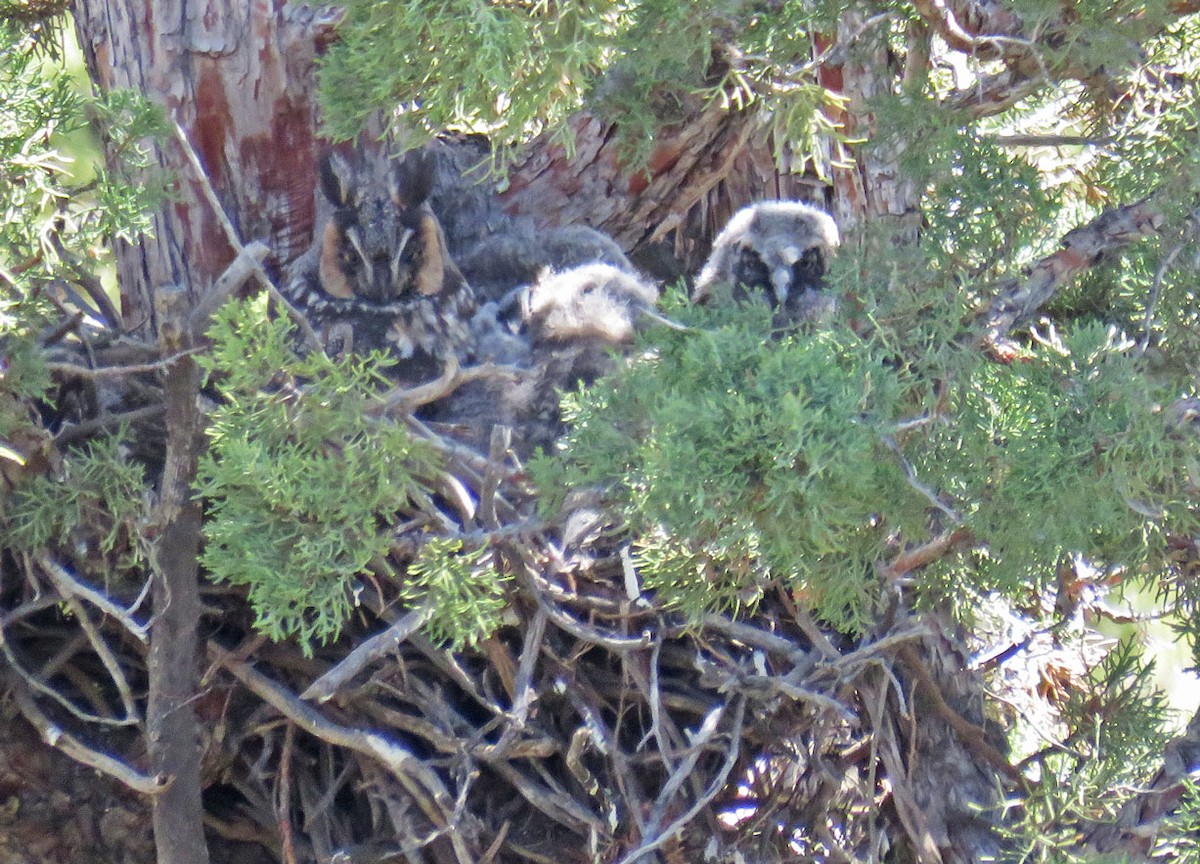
[502,108,825,275]
[71,0,339,332]
[979,197,1165,347]
[821,14,922,235]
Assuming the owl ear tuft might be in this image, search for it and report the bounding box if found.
[318,152,359,210]
[390,148,437,212]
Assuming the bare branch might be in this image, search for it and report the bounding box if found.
[1138,213,1198,355]
[943,68,1045,119]
[46,230,123,330]
[185,240,272,339]
[896,644,1028,787]
[479,425,512,531]
[38,557,143,723]
[301,601,436,703]
[37,555,149,643]
[880,530,970,583]
[483,759,609,836]
[987,134,1112,148]
[54,403,166,446]
[47,346,207,379]
[491,608,548,756]
[516,563,653,650]
[881,434,961,524]
[170,120,324,352]
[375,359,523,415]
[978,197,1165,348]
[209,641,466,852]
[909,0,1020,61]
[613,698,747,864]
[8,674,167,795]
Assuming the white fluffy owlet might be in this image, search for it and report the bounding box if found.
[692,201,839,324]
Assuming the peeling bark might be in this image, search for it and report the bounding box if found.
[71,0,339,332]
[821,12,922,239]
[979,197,1165,348]
[502,108,825,278]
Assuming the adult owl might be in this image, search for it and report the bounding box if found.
[284,148,475,380]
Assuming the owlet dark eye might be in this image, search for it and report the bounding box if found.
[794,248,825,283]
[731,248,772,297]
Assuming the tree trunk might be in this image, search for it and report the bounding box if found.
[502,107,827,279]
[71,0,338,333]
[69,2,343,858]
[61,7,1002,864]
[71,0,823,310]
[144,286,209,864]
[819,12,923,241]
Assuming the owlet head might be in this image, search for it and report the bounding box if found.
[692,201,840,318]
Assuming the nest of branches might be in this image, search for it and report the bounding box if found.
[23,137,1200,864]
[10,133,1200,864]
[0,274,1024,864]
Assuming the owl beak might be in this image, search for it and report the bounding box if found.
[772,246,801,307]
[770,267,792,307]
[372,258,393,297]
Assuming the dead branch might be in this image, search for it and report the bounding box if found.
[208,641,474,864]
[519,567,654,651]
[37,556,142,724]
[614,699,747,864]
[490,608,548,757]
[0,604,137,728]
[702,613,817,669]
[54,403,166,445]
[376,360,524,415]
[301,601,437,703]
[896,644,1028,787]
[880,530,970,583]
[46,230,124,331]
[482,759,609,837]
[36,554,150,642]
[170,120,324,353]
[880,434,961,524]
[185,240,272,339]
[945,68,1046,119]
[479,425,512,530]
[1082,704,1200,858]
[868,682,945,864]
[8,672,168,795]
[46,346,207,379]
[909,0,1020,61]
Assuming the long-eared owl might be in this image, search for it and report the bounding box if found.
[284,148,475,380]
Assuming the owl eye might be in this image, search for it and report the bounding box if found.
[731,248,772,294]
[332,223,371,277]
[793,248,826,283]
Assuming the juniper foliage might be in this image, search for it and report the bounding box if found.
[196,300,451,654]
[6,1,1200,860]
[318,0,835,164]
[0,20,160,574]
